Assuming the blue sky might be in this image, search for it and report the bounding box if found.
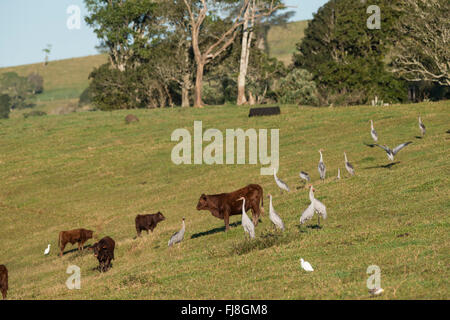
[0,0,328,68]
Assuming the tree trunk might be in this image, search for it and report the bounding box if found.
[194,61,205,108]
[181,73,191,108]
[237,4,251,106]
[248,91,256,105]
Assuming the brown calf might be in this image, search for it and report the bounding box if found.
[0,265,8,300]
[135,212,166,237]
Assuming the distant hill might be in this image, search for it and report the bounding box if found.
[0,20,308,104]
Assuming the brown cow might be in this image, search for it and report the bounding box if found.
[0,265,7,300]
[90,236,115,272]
[135,212,166,237]
[196,184,264,231]
[125,114,139,124]
[59,228,94,257]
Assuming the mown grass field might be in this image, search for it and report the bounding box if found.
[0,101,449,299]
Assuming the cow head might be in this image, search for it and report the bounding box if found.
[90,242,108,257]
[196,194,209,210]
[157,211,166,221]
[86,229,94,240]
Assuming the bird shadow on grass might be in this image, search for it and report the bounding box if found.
[363,162,400,170]
[363,142,376,148]
[296,224,322,233]
[190,222,242,239]
[415,136,423,139]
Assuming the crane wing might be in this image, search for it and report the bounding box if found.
[393,142,412,155]
[300,203,315,224]
[374,144,390,153]
[313,199,327,219]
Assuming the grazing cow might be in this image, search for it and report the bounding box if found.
[90,236,115,272]
[196,184,264,231]
[0,265,8,300]
[59,228,94,257]
[135,212,166,237]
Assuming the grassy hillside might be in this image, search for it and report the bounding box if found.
[266,20,309,65]
[0,101,448,299]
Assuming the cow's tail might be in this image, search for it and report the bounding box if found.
[260,186,265,216]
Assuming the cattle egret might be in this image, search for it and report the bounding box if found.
[344,152,355,176]
[374,142,412,162]
[300,258,314,272]
[337,168,341,180]
[369,288,384,296]
[318,149,326,181]
[44,244,50,255]
[237,197,255,239]
[419,116,426,136]
[273,168,290,193]
[300,185,327,227]
[370,120,378,142]
[267,194,285,231]
[168,218,185,247]
[299,171,311,183]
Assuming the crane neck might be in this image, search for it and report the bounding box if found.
[309,187,315,202]
[344,153,348,162]
[319,151,323,162]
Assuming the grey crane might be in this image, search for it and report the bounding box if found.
[344,152,355,176]
[168,218,185,247]
[419,116,426,137]
[237,197,255,239]
[267,193,285,231]
[300,185,327,227]
[299,171,311,183]
[370,120,378,142]
[273,168,290,193]
[374,142,412,162]
[318,149,326,181]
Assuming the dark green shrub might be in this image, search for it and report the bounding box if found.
[275,69,319,106]
[0,94,11,119]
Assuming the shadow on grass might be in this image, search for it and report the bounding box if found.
[363,142,376,148]
[230,230,296,256]
[60,244,93,256]
[415,136,423,139]
[191,222,242,239]
[363,161,401,170]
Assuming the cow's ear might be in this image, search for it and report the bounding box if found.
[201,194,207,200]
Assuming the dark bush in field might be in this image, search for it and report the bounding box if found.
[23,110,47,118]
[78,87,92,107]
[0,94,11,119]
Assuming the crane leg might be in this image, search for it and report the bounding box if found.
[317,216,320,227]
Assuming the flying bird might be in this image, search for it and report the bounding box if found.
[237,197,255,239]
[300,185,327,227]
[318,149,326,181]
[419,116,426,137]
[267,194,285,231]
[370,120,378,142]
[374,142,412,162]
[344,152,355,176]
[168,218,185,247]
[300,258,314,272]
[273,168,290,193]
[44,244,51,255]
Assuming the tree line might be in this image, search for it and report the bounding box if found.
[82,0,448,110]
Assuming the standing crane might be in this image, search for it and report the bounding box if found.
[419,116,426,137]
[273,168,290,193]
[237,197,255,239]
[318,149,326,181]
[300,185,327,227]
[344,152,355,176]
[168,218,185,247]
[267,193,285,231]
[370,120,378,142]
